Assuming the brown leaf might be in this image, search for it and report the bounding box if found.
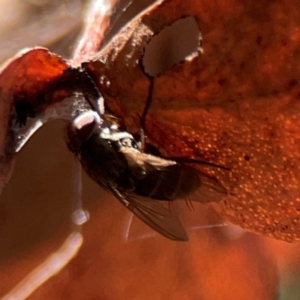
[83,0,300,242]
[0,48,70,192]
[0,1,295,299]
[0,48,70,116]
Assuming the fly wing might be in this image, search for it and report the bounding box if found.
[135,159,228,203]
[190,170,228,203]
[121,145,175,179]
[110,186,188,241]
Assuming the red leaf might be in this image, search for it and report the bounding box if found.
[83,0,300,242]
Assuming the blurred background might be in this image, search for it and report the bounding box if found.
[0,0,300,299]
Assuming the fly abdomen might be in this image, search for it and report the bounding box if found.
[134,164,200,200]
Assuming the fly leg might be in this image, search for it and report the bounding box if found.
[137,76,155,153]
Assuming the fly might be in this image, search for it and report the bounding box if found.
[66,83,228,241]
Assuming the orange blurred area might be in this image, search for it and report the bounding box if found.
[0,120,279,299]
[0,120,295,299]
[1,1,300,300]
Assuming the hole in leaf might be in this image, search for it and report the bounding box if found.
[142,16,201,76]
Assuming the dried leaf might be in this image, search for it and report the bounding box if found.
[83,0,300,242]
[0,1,290,299]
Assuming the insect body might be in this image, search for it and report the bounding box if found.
[0,47,227,241]
[66,110,227,241]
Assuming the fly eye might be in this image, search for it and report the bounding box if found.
[72,111,100,142]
